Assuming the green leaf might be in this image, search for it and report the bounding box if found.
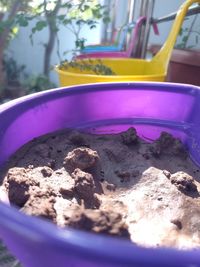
[87,20,96,25]
[83,5,90,10]
[58,15,65,21]
[92,8,102,19]
[179,27,183,36]
[182,35,189,43]
[63,19,72,25]
[61,3,72,9]
[75,38,86,49]
[32,28,36,34]
[35,21,47,31]
[11,26,19,35]
[76,19,84,25]
[90,25,96,29]
[103,17,111,24]
[17,16,29,27]
[196,35,199,44]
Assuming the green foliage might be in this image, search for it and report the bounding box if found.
[176,27,200,49]
[0,0,112,99]
[23,74,56,93]
[0,0,110,54]
[176,27,191,49]
[2,56,55,94]
[75,38,86,50]
[176,15,200,50]
[0,0,33,46]
[16,14,29,27]
[3,56,25,83]
[14,0,110,50]
[59,59,115,76]
[0,0,31,10]
[32,20,48,33]
[64,0,110,50]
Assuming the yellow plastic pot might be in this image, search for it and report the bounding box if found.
[56,0,200,86]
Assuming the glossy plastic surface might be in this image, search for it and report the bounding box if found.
[56,0,200,86]
[0,82,200,267]
[76,17,146,59]
[80,22,136,53]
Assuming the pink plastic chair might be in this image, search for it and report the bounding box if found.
[75,17,159,59]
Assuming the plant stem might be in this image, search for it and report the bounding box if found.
[184,14,198,49]
[43,0,61,77]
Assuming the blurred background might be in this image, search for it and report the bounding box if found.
[0,0,200,104]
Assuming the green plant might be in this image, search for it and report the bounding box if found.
[176,14,200,49]
[0,58,55,103]
[0,0,32,85]
[3,56,25,84]
[22,74,56,93]
[15,0,110,77]
[59,59,115,76]
[0,0,112,101]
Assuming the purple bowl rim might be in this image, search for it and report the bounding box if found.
[1,81,200,112]
[0,81,200,265]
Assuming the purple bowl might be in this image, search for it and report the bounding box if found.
[0,82,200,267]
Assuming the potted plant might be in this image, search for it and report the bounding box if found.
[1,82,200,267]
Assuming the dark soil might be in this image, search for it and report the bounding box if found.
[1,128,200,249]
